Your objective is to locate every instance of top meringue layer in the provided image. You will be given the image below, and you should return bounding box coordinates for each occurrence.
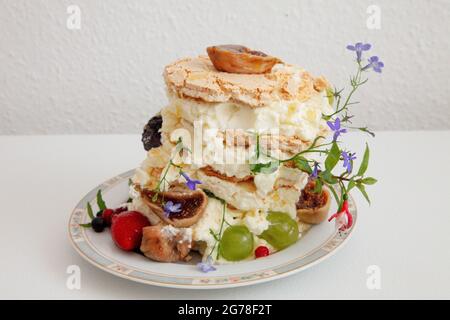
[164,55,330,108]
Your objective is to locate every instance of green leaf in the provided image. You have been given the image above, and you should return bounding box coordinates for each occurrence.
[79,223,92,228]
[209,229,220,241]
[96,190,107,211]
[325,142,340,172]
[356,183,371,204]
[250,161,279,174]
[255,133,260,159]
[358,127,375,138]
[361,177,377,185]
[347,178,356,192]
[294,157,312,174]
[128,178,133,186]
[320,170,337,184]
[313,179,323,193]
[357,143,370,176]
[86,202,94,220]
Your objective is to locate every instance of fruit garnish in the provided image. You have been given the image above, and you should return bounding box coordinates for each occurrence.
[80,201,107,232]
[142,114,162,151]
[206,45,281,74]
[296,180,331,224]
[259,212,298,250]
[255,246,270,258]
[140,225,191,262]
[101,209,114,226]
[91,217,105,233]
[111,211,150,251]
[138,184,208,228]
[219,225,253,261]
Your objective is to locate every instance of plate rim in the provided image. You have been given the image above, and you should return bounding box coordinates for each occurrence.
[68,169,357,289]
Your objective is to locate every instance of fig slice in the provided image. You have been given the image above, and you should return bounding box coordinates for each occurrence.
[206,45,281,74]
[137,184,208,228]
[140,225,191,262]
[296,181,331,224]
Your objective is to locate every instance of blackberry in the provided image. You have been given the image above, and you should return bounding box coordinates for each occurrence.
[141,115,162,151]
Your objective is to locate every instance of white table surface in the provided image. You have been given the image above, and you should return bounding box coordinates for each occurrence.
[1,132,449,299]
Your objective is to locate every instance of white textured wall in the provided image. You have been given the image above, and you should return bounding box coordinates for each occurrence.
[0,0,449,134]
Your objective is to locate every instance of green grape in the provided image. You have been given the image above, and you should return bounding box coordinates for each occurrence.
[219,225,254,261]
[259,211,299,250]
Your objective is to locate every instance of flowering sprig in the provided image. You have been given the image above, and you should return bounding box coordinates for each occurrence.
[363,56,384,73]
[341,151,357,173]
[163,201,181,218]
[181,172,202,190]
[151,138,201,202]
[323,42,383,138]
[327,117,347,142]
[197,256,216,273]
[250,42,381,230]
[346,42,371,62]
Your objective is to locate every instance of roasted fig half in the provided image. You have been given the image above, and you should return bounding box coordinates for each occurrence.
[206,45,281,74]
[296,181,331,224]
[138,184,208,228]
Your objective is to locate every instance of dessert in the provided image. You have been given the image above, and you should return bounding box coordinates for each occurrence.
[80,43,381,270]
[129,45,334,264]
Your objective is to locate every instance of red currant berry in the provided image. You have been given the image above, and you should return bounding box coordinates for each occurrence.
[102,209,114,226]
[255,246,270,258]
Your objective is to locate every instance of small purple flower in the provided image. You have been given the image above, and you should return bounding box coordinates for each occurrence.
[327,117,347,141]
[341,151,357,173]
[347,42,371,62]
[362,56,384,73]
[181,172,202,190]
[197,257,216,273]
[163,201,182,218]
[311,162,319,178]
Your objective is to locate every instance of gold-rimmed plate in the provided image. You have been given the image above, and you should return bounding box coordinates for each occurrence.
[68,169,357,289]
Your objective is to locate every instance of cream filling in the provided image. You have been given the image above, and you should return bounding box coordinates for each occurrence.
[163,91,333,142]
[158,91,332,179]
[197,166,308,219]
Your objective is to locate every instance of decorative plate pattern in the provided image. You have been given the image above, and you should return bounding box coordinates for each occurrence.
[68,169,357,289]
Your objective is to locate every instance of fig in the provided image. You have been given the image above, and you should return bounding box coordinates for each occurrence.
[206,45,281,74]
[142,114,162,151]
[137,184,208,228]
[296,181,331,224]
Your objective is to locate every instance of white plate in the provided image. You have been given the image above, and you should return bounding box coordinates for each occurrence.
[68,169,357,289]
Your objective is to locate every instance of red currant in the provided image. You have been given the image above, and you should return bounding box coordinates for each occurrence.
[102,209,114,226]
[255,246,270,258]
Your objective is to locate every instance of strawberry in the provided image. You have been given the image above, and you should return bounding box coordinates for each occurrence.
[111,211,150,251]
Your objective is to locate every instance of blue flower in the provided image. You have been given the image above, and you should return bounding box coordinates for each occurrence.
[362,56,384,73]
[181,172,202,190]
[311,162,319,178]
[341,151,357,173]
[347,42,371,62]
[327,117,347,142]
[197,257,216,273]
[163,201,182,218]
